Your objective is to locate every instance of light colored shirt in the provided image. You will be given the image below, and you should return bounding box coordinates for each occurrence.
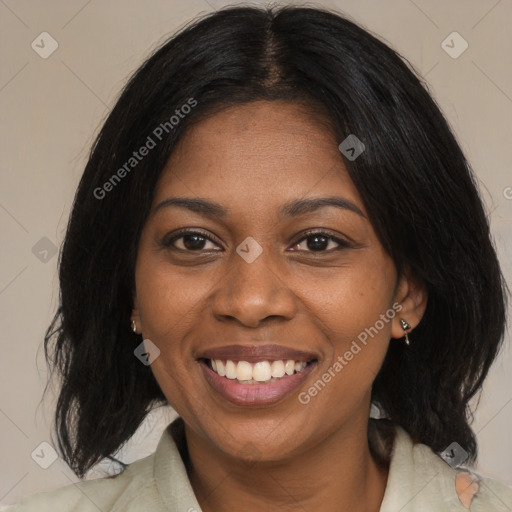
[6,418,512,511]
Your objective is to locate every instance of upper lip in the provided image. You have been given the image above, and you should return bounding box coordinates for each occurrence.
[198,344,317,363]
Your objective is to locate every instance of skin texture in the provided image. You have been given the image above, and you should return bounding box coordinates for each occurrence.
[131,100,428,512]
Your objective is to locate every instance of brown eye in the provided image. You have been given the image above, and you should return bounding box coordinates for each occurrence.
[163,230,221,252]
[290,231,351,253]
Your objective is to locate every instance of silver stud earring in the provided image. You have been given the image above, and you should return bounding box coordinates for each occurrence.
[131,320,137,333]
[400,319,411,345]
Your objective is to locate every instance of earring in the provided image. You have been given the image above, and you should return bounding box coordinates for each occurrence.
[400,319,411,345]
[131,320,137,333]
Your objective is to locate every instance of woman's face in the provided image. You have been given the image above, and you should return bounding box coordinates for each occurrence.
[133,100,414,462]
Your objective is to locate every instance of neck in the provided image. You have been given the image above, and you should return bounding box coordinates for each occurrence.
[185,415,389,512]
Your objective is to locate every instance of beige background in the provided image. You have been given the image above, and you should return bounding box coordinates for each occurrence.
[1,0,511,506]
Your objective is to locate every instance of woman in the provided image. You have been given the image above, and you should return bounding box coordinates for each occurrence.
[10,5,511,511]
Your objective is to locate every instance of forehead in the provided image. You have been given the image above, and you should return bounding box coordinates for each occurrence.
[153,100,364,215]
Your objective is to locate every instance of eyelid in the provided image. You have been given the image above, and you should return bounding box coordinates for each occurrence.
[290,229,354,252]
[293,229,353,246]
[163,228,354,252]
[162,228,223,250]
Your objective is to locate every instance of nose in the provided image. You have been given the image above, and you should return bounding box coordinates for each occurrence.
[211,247,297,328]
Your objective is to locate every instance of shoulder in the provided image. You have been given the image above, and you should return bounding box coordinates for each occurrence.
[465,473,512,511]
[8,451,160,512]
[378,421,512,511]
[7,417,199,512]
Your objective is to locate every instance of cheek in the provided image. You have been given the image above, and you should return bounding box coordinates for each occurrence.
[135,259,201,413]
[300,256,396,391]
[300,258,396,344]
[135,255,207,338]
[134,258,203,397]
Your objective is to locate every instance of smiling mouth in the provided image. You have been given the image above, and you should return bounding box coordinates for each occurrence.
[199,358,316,384]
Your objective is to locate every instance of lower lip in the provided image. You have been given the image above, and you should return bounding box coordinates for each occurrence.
[199,360,316,407]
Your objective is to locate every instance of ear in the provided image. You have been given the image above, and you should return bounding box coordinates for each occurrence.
[131,293,142,335]
[390,268,428,339]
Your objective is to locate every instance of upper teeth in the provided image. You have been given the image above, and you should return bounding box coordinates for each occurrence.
[210,359,307,382]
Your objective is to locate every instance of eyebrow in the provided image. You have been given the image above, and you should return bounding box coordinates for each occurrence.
[153,196,366,219]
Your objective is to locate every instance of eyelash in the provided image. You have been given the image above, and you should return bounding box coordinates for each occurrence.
[162,228,352,253]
